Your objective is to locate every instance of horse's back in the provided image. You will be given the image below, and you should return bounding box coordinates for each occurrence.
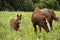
[40,8,52,21]
[10,19,16,23]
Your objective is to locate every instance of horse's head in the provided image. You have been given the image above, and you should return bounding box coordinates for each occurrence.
[17,14,22,24]
[42,17,50,32]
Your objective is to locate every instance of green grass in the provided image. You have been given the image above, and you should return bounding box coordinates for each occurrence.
[0,11,60,40]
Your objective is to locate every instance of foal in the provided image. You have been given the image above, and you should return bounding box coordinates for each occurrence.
[10,14,22,31]
[31,7,49,33]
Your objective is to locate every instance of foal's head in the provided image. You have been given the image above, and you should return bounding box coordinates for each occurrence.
[16,14,22,24]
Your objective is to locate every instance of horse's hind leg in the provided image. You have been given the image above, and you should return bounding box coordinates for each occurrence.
[33,24,37,34]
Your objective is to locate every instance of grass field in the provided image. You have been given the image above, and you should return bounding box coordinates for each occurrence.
[0,11,60,40]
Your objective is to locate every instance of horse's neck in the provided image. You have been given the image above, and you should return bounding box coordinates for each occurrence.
[15,21,19,27]
[16,23,19,26]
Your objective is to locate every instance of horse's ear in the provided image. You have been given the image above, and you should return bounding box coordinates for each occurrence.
[17,14,19,17]
[20,14,22,17]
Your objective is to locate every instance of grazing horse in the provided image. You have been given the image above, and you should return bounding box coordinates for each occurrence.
[40,8,59,30]
[10,14,22,31]
[31,7,49,33]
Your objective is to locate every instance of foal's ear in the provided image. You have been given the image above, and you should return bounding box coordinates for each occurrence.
[17,14,19,17]
[20,14,22,17]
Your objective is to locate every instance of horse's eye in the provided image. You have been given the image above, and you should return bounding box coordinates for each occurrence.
[43,18,46,21]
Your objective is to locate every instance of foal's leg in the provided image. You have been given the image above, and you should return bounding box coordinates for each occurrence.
[49,20,53,30]
[10,27,14,31]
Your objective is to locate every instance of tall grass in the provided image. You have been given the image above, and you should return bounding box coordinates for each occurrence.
[0,11,60,40]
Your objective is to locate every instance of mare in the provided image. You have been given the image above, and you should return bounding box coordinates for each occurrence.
[31,7,49,34]
[40,8,59,30]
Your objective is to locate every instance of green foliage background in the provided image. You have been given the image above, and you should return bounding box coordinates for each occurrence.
[0,0,60,11]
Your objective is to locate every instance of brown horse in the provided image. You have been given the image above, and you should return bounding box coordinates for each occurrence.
[31,7,49,33]
[10,14,22,31]
[40,8,59,30]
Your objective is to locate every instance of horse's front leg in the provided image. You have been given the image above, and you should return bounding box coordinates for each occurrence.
[49,20,53,30]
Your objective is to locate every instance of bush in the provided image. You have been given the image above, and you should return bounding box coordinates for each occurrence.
[0,0,60,11]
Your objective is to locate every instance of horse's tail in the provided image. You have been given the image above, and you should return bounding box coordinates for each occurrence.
[53,17,60,22]
[53,17,60,21]
[50,10,60,21]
